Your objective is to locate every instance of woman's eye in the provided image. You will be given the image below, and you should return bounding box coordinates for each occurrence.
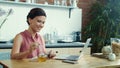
[37,20,41,22]
[38,20,44,24]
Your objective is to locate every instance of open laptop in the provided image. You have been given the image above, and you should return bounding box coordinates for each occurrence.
[54,38,91,61]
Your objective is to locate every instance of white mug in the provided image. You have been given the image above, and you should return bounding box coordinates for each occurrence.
[108,53,116,61]
[102,45,112,55]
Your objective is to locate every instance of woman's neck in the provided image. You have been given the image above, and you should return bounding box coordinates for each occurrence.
[27,28,37,38]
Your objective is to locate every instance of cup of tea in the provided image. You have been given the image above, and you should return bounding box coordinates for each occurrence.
[38,53,47,62]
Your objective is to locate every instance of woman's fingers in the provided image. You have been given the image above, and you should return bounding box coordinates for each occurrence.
[48,50,56,58]
[30,42,39,52]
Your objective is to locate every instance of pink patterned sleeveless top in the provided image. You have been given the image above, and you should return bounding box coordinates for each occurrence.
[20,30,46,58]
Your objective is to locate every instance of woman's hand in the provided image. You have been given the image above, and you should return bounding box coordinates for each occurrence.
[29,42,39,53]
[47,50,56,59]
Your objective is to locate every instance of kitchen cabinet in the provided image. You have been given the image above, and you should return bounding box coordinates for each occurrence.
[46,48,91,55]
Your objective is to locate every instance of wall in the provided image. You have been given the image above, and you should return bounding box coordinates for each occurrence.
[77,0,96,41]
[0,2,82,41]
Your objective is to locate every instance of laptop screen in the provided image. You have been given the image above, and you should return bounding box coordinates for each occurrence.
[81,38,91,53]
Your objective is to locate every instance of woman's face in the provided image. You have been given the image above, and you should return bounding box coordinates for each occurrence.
[29,16,46,32]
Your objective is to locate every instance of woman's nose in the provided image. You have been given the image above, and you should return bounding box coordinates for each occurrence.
[39,23,44,27]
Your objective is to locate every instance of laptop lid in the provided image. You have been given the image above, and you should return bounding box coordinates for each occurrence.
[80,38,91,54]
[77,38,91,60]
[54,38,91,61]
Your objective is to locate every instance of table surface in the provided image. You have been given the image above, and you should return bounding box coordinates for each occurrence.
[1,48,120,68]
[1,55,120,68]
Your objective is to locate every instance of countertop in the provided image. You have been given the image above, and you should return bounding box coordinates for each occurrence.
[0,42,92,49]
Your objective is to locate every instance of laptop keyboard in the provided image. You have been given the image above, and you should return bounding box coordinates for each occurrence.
[66,55,79,61]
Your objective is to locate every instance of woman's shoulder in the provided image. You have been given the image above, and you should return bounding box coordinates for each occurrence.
[15,33,22,40]
[20,30,27,35]
[13,33,23,45]
[14,30,26,40]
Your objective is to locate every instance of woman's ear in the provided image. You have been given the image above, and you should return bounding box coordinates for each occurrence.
[28,18,32,25]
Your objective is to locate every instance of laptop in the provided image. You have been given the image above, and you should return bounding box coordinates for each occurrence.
[54,38,91,61]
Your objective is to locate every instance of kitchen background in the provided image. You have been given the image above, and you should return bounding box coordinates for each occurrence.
[0,0,96,43]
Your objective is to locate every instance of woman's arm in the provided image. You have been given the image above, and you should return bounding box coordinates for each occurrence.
[40,35,56,58]
[11,34,31,59]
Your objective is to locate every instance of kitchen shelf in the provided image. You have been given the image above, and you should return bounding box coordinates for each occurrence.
[0,1,75,9]
[0,1,76,18]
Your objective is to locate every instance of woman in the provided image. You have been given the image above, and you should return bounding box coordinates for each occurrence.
[11,8,55,59]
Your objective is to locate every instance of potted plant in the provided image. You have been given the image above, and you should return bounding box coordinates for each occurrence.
[83,0,120,54]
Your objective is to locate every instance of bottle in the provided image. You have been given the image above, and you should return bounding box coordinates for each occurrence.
[72,0,77,7]
[54,0,57,5]
[74,31,81,42]
[61,0,66,6]
[15,0,19,2]
[26,0,31,3]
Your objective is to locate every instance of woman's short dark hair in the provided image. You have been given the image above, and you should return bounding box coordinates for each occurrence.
[27,8,46,25]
